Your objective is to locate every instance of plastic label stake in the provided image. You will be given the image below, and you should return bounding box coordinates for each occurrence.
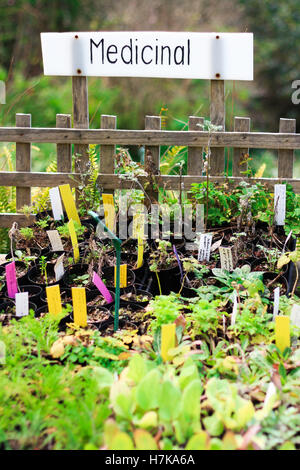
[274,184,286,226]
[275,315,290,352]
[132,210,145,239]
[161,324,176,362]
[54,254,65,282]
[272,287,280,321]
[88,211,122,332]
[72,287,87,327]
[15,292,29,317]
[46,285,62,316]
[5,261,18,299]
[115,264,127,288]
[198,233,212,262]
[219,246,234,271]
[92,271,113,303]
[49,187,64,221]
[68,219,80,263]
[102,194,116,232]
[47,230,64,252]
[59,184,81,225]
[291,304,300,328]
[137,236,144,269]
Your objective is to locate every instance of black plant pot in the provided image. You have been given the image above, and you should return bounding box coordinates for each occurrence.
[5,285,43,308]
[150,264,181,295]
[263,272,289,299]
[27,265,61,288]
[120,288,153,308]
[101,266,135,292]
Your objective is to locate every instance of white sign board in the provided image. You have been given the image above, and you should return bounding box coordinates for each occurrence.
[41,32,253,80]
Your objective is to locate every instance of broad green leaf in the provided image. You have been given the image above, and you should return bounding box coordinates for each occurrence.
[136,369,162,410]
[104,419,120,449]
[185,432,210,450]
[180,380,202,420]
[158,380,181,422]
[178,362,200,390]
[93,366,114,394]
[203,413,224,437]
[110,432,134,450]
[133,429,158,450]
[127,354,149,384]
[109,380,135,419]
[137,411,158,429]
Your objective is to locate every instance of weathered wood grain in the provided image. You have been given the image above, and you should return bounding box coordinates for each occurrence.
[3,127,300,149]
[56,114,72,172]
[188,116,204,175]
[100,115,116,174]
[233,117,251,176]
[16,114,31,210]
[145,115,161,204]
[0,213,36,228]
[278,118,296,178]
[72,76,89,173]
[0,171,299,192]
[210,80,225,175]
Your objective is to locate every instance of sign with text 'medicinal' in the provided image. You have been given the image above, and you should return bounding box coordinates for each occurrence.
[41,32,253,81]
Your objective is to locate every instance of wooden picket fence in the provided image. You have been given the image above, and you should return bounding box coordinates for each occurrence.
[0,77,299,228]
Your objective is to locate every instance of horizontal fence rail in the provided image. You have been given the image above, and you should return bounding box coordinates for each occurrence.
[0,112,299,228]
[1,127,300,149]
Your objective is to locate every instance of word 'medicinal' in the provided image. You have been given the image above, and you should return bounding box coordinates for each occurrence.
[90,38,191,67]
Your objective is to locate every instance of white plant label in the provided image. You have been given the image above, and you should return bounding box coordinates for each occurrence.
[274,184,286,226]
[198,233,212,262]
[263,382,277,409]
[219,246,234,271]
[54,254,65,282]
[273,287,280,321]
[290,304,300,328]
[41,32,253,80]
[15,292,29,317]
[231,291,238,326]
[47,230,64,252]
[49,187,64,221]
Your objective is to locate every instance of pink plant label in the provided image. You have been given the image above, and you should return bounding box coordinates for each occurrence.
[92,272,113,303]
[5,262,18,299]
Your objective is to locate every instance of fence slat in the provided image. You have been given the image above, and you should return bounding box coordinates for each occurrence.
[100,115,117,178]
[72,76,89,173]
[145,116,161,203]
[0,173,299,193]
[16,113,31,210]
[188,116,204,175]
[233,117,251,176]
[2,128,300,149]
[56,114,72,172]
[278,118,296,178]
[210,80,225,175]
[0,213,35,228]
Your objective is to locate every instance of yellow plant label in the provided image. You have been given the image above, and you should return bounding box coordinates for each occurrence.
[68,219,80,263]
[161,323,176,362]
[59,184,80,225]
[137,236,144,268]
[275,315,290,352]
[132,210,145,239]
[72,287,87,327]
[115,264,127,288]
[46,285,62,316]
[102,194,116,232]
